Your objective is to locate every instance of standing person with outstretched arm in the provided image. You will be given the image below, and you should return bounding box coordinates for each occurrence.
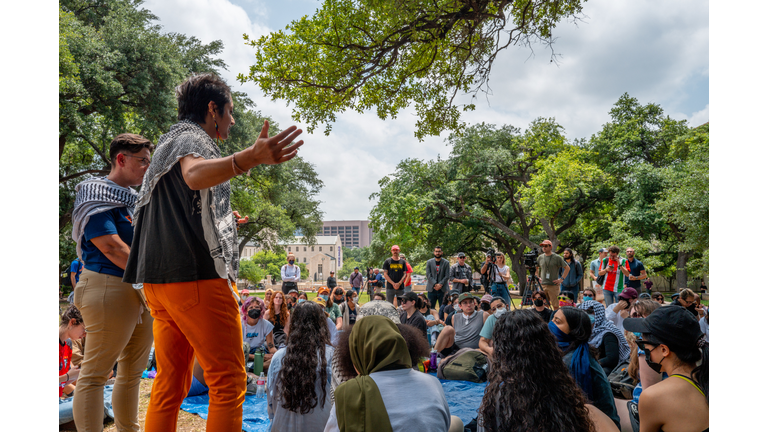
[382,245,408,304]
[122,73,304,432]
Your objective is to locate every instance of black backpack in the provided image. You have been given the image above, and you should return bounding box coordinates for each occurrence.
[607,360,636,400]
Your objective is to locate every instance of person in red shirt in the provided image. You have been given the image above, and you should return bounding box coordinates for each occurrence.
[59,305,86,425]
[401,254,414,292]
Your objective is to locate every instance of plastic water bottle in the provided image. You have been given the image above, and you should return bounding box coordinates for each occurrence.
[256,372,266,398]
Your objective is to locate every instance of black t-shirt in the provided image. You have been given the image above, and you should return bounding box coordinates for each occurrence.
[400,309,427,338]
[625,259,645,288]
[382,257,407,289]
[533,307,553,323]
[123,163,220,284]
[348,305,357,326]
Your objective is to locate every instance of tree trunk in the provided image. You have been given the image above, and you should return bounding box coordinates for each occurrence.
[675,250,691,290]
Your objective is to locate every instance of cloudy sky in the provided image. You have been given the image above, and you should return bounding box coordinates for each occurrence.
[141,0,709,222]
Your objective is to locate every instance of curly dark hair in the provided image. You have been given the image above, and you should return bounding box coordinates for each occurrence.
[479,309,595,432]
[332,319,432,383]
[276,301,331,414]
[175,73,231,123]
[60,304,83,327]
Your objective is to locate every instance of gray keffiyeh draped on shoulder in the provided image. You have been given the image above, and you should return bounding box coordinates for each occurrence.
[71,176,138,260]
[133,120,239,281]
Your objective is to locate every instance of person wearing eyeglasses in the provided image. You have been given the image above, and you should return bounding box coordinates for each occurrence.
[70,133,155,431]
[651,291,665,305]
[449,252,473,294]
[535,240,570,311]
[671,288,698,317]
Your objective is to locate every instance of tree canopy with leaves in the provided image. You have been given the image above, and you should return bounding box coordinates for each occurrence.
[239,0,586,139]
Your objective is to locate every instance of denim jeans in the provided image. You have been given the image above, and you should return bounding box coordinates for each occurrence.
[604,290,619,307]
[491,282,511,307]
[61,385,113,425]
[427,290,444,310]
[561,285,580,303]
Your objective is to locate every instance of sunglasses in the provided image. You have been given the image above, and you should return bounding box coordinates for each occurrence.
[558,296,570,301]
[631,312,643,318]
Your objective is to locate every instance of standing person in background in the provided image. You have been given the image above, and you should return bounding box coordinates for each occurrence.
[536,240,570,311]
[589,248,608,303]
[401,255,414,293]
[560,248,583,303]
[382,245,408,303]
[623,247,647,294]
[481,252,512,307]
[644,277,654,295]
[597,246,630,307]
[71,133,155,432]
[326,271,337,291]
[426,246,451,309]
[281,253,302,295]
[449,252,473,294]
[348,267,363,296]
[122,73,304,432]
[69,257,84,298]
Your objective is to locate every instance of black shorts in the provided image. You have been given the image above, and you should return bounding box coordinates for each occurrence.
[439,343,461,358]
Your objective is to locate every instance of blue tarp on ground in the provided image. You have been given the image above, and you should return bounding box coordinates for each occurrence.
[180,373,487,431]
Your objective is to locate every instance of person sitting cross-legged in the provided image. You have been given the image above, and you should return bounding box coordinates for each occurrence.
[434,293,485,358]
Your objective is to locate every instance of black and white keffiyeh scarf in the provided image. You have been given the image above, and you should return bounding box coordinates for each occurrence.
[133,120,239,281]
[578,300,630,362]
[71,176,138,260]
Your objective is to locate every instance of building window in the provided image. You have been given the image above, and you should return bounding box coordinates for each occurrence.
[288,246,291,252]
[318,264,323,274]
[319,246,322,251]
[303,257,307,263]
[311,246,314,252]
[304,247,307,252]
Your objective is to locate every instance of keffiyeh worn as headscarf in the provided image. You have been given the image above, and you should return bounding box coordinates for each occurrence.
[132,120,239,281]
[578,300,630,363]
[71,176,138,260]
[333,315,412,432]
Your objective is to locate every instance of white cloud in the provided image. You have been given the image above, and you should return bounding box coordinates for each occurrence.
[142,0,709,221]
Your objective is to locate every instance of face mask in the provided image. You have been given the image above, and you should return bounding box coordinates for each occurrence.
[297,299,305,304]
[353,297,359,304]
[533,299,544,307]
[320,295,329,301]
[247,308,261,319]
[288,260,295,265]
[454,305,461,312]
[583,296,593,302]
[494,307,507,317]
[588,314,595,324]
[480,303,491,311]
[633,332,642,338]
[643,348,665,374]
[334,298,344,304]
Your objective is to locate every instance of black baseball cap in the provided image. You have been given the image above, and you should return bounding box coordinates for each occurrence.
[623,306,703,348]
[397,291,419,303]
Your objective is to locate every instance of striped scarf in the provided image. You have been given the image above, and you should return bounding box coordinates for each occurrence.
[71,176,137,260]
[578,300,630,362]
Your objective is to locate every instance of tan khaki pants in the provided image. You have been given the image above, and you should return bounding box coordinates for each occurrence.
[73,269,154,431]
[542,284,561,310]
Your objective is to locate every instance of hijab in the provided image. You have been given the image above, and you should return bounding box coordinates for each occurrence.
[578,300,630,362]
[333,315,412,432]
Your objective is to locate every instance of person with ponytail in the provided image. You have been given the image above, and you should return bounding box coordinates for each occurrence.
[623,306,708,432]
[550,306,621,429]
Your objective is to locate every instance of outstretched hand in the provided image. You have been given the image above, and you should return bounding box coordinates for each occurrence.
[250,121,304,166]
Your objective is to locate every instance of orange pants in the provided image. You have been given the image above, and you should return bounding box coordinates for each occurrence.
[143,278,246,432]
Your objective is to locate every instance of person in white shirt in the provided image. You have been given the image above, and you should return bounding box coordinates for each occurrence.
[604,287,638,330]
[280,253,302,295]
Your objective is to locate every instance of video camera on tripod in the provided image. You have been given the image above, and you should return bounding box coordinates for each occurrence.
[523,247,540,270]
[480,248,497,294]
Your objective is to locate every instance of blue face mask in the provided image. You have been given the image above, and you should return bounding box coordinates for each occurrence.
[633,332,642,338]
[289,260,295,265]
[588,314,595,324]
[583,296,593,302]
[320,295,329,301]
[297,299,305,304]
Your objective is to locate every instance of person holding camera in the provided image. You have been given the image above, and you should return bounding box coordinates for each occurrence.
[481,252,512,307]
[535,240,570,311]
[597,245,630,307]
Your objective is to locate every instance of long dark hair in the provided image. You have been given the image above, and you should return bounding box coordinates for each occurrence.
[276,302,331,413]
[479,310,595,432]
[559,306,596,357]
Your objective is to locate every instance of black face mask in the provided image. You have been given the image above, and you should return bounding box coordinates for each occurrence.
[533,299,544,307]
[480,303,491,311]
[247,308,261,319]
[642,344,665,374]
[333,297,344,304]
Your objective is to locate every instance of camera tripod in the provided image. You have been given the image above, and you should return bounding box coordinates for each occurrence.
[521,267,551,309]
